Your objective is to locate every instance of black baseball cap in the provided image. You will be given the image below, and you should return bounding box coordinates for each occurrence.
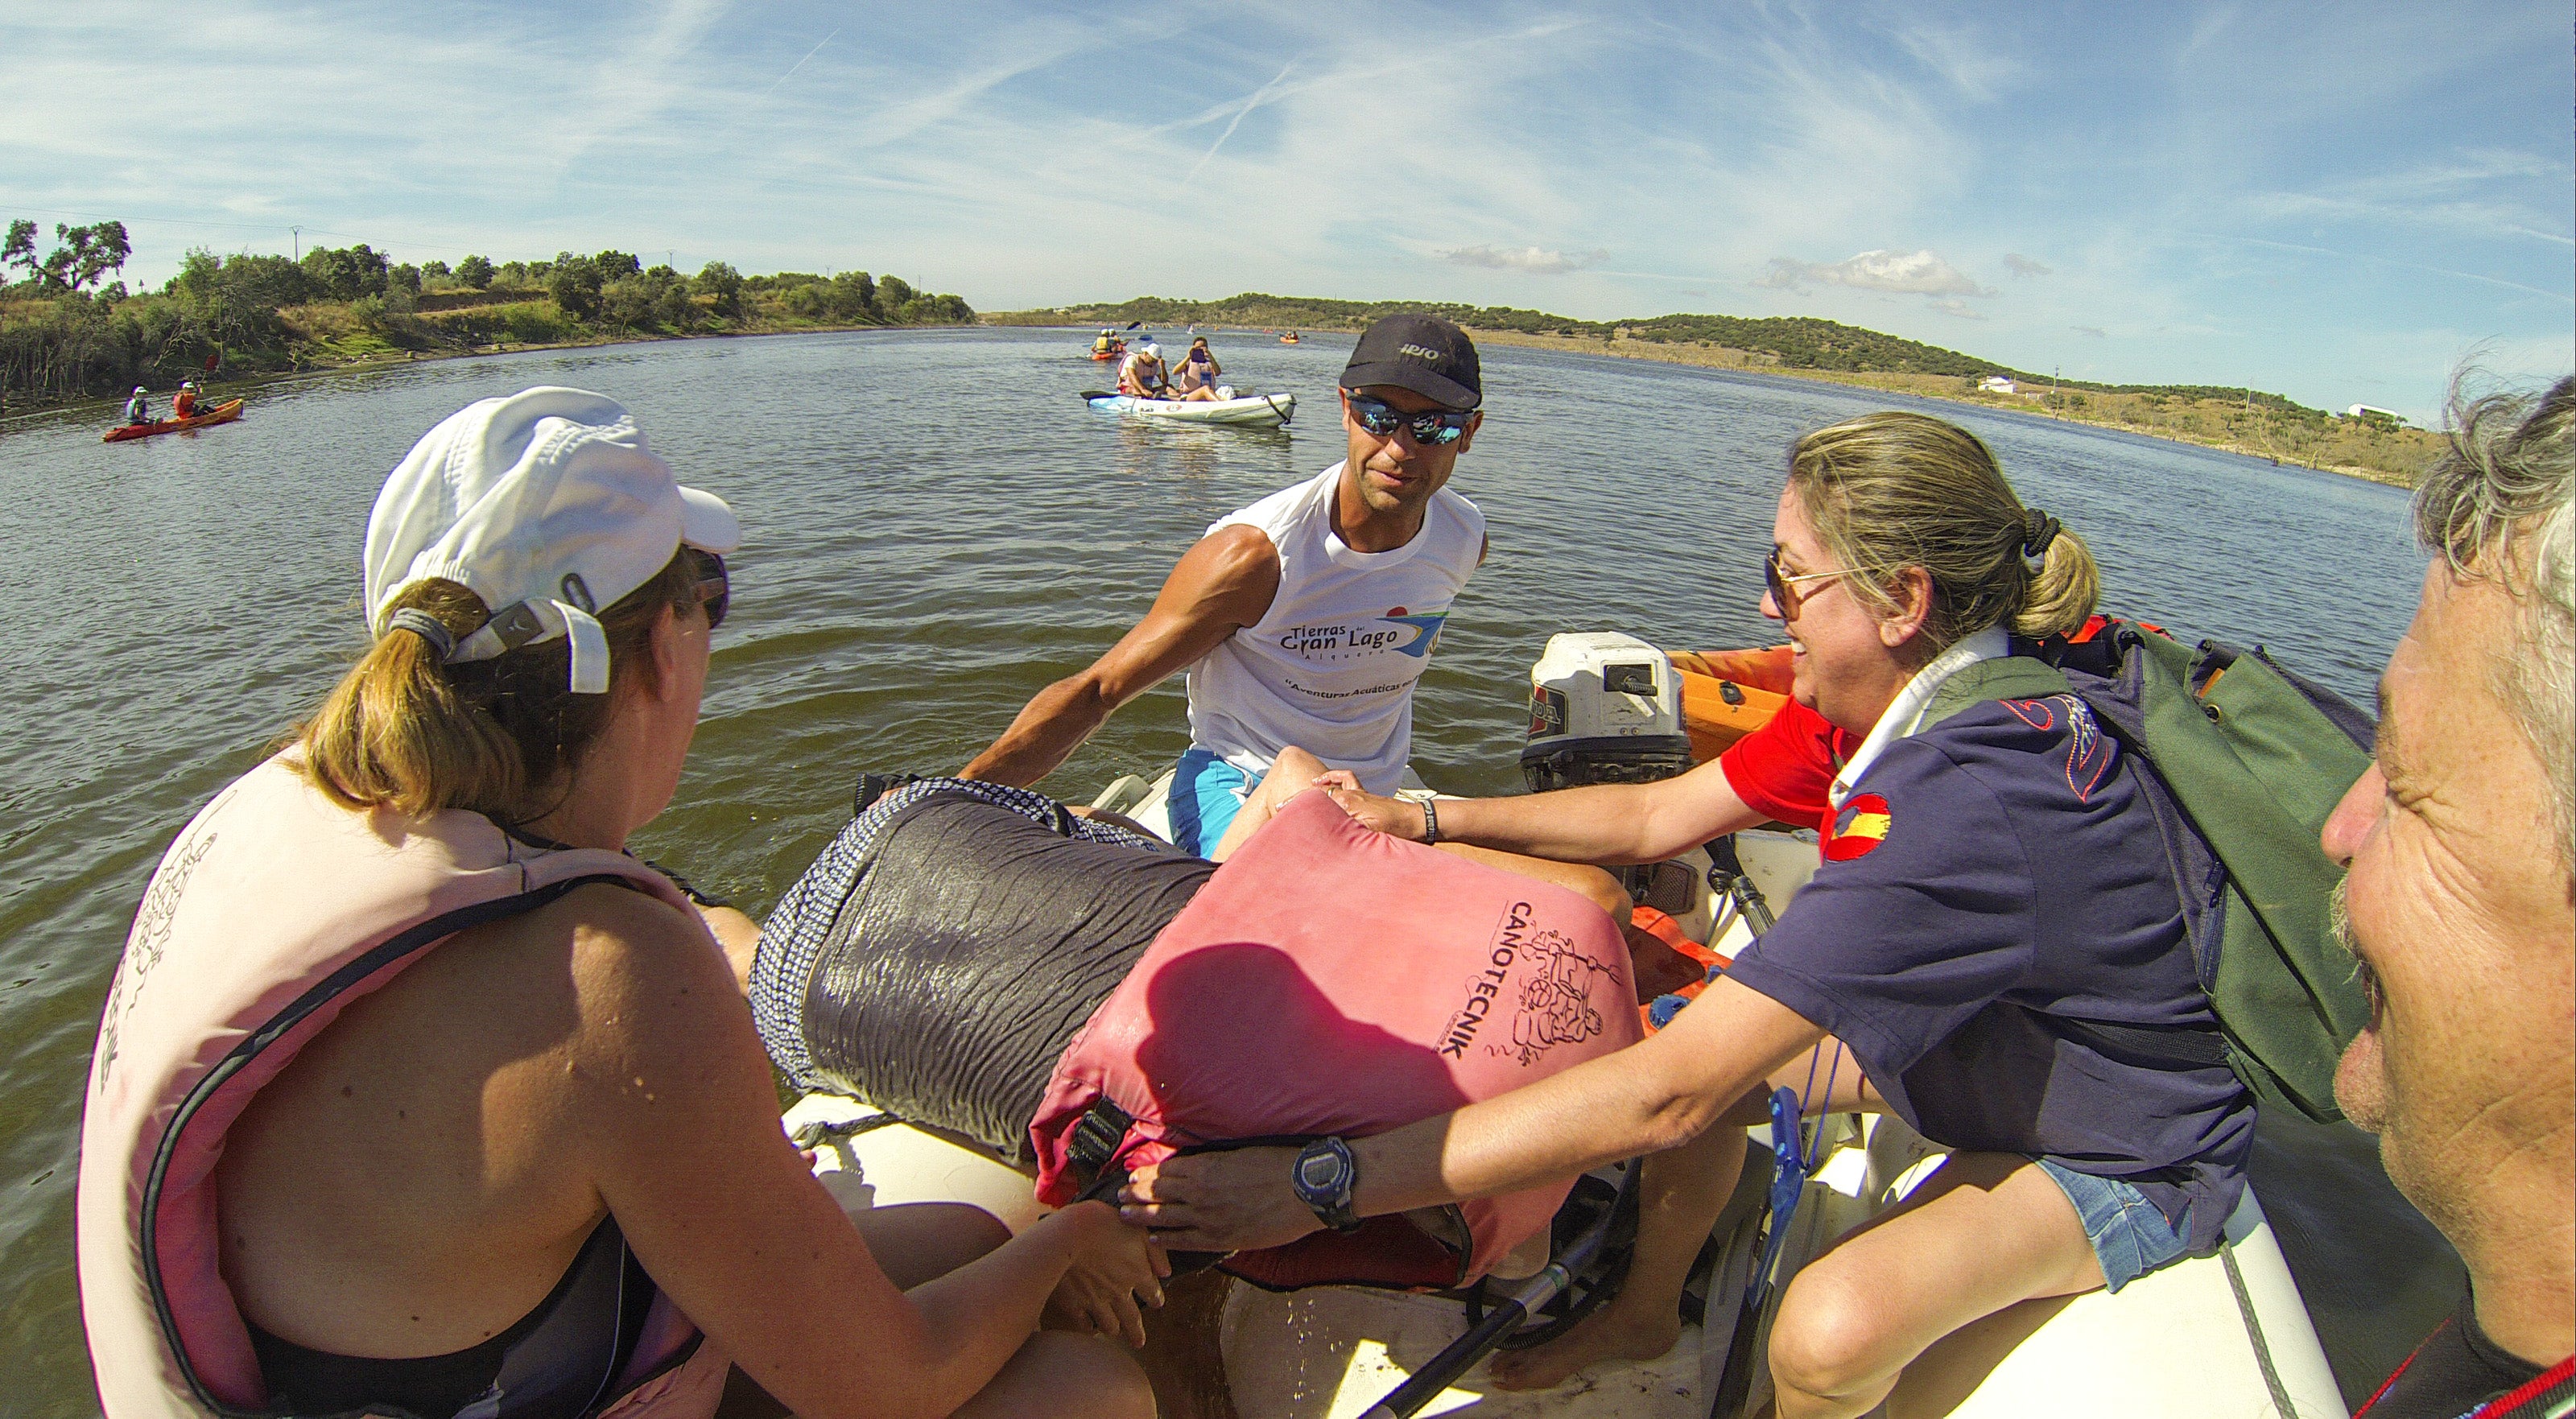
[1339,313,1481,410]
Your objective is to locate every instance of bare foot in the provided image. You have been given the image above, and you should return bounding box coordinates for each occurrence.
[1487,1301,1682,1392]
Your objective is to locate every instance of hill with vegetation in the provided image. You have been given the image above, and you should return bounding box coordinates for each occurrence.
[993,291,2440,484]
[0,218,973,413]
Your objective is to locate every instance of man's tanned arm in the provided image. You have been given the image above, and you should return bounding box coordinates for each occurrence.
[960,525,1281,786]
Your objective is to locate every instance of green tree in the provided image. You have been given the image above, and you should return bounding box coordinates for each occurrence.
[455,254,494,289]
[419,259,452,281]
[300,243,390,300]
[2,219,35,284]
[546,253,603,320]
[692,261,743,319]
[873,274,914,319]
[594,250,642,281]
[24,221,133,292]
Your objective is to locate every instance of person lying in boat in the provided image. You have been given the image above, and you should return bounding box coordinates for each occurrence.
[2326,377,2573,1419]
[965,313,1490,856]
[122,385,151,425]
[740,747,1657,1292]
[74,387,1159,1419]
[1121,411,2260,1419]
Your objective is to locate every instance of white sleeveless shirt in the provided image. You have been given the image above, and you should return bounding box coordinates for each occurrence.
[1185,462,1484,792]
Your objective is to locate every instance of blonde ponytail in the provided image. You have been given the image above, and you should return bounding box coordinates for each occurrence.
[294,553,701,823]
[2011,527,2101,640]
[1788,411,2099,650]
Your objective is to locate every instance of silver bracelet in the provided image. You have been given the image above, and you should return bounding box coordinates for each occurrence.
[1420,797,1440,844]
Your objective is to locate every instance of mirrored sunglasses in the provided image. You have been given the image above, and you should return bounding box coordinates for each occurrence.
[1346,393,1474,446]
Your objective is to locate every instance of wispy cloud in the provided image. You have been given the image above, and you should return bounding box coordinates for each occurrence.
[1760,249,1997,302]
[2,1,2565,417]
[2246,149,2576,248]
[1443,245,1609,274]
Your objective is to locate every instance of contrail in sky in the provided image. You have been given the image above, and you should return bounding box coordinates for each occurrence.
[765,28,840,96]
[1187,56,1299,184]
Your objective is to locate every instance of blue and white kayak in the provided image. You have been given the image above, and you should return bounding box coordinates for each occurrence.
[1084,390,1295,427]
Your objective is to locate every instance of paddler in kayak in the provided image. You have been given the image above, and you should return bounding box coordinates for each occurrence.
[1092,328,1121,358]
[172,380,202,419]
[121,386,151,426]
[1116,341,1221,403]
[965,313,1490,856]
[1171,337,1226,398]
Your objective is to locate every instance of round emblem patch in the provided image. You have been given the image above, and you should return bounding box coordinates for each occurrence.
[1824,793,1892,861]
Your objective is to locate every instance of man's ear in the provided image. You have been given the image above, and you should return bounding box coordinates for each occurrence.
[1879,566,1934,648]
[1455,410,1484,455]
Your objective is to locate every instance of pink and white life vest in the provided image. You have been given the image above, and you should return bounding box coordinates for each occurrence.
[75,756,730,1419]
[1030,791,1644,1288]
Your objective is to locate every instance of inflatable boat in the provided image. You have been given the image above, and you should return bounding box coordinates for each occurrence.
[778,633,2347,1419]
[1084,390,1295,428]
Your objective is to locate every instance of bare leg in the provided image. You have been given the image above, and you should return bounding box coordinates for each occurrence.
[1490,1117,1751,1390]
[718,1202,1155,1419]
[1767,1152,2103,1419]
[1208,747,1332,860]
[1488,1041,1879,1393]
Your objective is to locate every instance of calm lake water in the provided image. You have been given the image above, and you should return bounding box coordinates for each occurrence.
[0,327,2459,1413]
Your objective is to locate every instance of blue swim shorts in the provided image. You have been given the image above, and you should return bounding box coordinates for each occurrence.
[1166,748,1265,858]
[2033,1157,2198,1293]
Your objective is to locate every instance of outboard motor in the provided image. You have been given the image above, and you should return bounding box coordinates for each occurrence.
[1521,633,1697,793]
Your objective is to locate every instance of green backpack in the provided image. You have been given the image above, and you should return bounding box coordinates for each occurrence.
[1920,621,2376,1123]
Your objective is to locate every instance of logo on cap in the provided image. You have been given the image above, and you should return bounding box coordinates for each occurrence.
[1398,343,1443,361]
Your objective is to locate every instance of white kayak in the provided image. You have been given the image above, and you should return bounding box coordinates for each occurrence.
[1086,390,1296,427]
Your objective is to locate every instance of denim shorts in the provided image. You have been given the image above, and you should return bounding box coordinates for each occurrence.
[2033,1158,2196,1293]
[1166,748,1264,858]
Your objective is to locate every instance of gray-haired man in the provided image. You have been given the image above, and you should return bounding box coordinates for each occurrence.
[2323,377,2572,1418]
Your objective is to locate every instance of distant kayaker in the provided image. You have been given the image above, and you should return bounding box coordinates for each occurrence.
[75,387,1161,1419]
[2327,377,2573,1419]
[171,380,200,419]
[1092,328,1119,357]
[121,386,150,425]
[964,312,1489,856]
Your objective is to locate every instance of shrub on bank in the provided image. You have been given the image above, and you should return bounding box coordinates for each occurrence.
[0,221,976,410]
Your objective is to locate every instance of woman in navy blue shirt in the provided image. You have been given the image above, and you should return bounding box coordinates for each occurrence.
[1120,411,2254,1419]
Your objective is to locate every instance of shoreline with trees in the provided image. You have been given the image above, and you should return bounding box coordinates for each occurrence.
[989,292,2440,486]
[0,220,973,419]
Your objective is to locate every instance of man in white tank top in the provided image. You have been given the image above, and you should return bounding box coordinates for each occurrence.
[964,314,1489,855]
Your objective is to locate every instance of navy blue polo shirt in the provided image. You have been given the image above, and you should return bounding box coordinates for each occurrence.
[1724,692,2254,1254]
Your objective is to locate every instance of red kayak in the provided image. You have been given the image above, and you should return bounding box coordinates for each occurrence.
[105,398,243,443]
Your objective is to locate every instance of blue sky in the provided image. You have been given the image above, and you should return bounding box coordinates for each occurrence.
[6,2,2567,419]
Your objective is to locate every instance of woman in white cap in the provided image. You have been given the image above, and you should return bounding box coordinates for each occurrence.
[76,387,1161,1419]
